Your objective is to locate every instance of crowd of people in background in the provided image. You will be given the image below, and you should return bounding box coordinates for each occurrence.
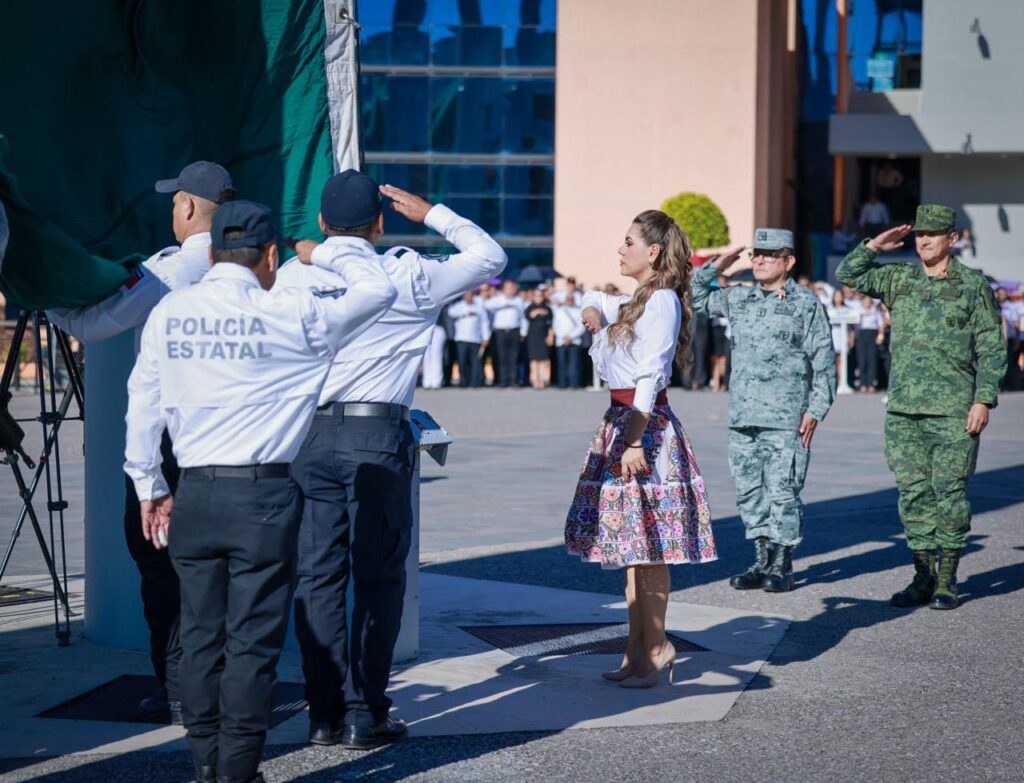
[2,266,1022,398]
[414,267,1024,396]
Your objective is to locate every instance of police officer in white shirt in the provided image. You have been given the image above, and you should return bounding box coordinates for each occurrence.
[553,295,586,388]
[46,160,234,723]
[125,200,395,783]
[447,289,491,386]
[276,170,506,749]
[485,279,526,387]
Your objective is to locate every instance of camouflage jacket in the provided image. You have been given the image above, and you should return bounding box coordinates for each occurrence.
[691,265,836,429]
[836,241,1005,416]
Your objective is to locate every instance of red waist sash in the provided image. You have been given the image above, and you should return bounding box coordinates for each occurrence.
[610,388,668,408]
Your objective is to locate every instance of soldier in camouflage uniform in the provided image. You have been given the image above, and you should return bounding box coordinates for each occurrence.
[837,204,1005,610]
[692,228,836,592]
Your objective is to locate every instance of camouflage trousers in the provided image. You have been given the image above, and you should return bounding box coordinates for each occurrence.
[728,427,810,548]
[884,412,979,551]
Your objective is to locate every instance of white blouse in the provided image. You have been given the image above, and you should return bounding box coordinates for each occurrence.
[582,288,681,413]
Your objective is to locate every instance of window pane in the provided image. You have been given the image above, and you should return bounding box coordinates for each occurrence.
[359,0,396,25]
[361,75,429,153]
[504,197,553,235]
[504,26,556,66]
[444,197,502,231]
[430,78,503,153]
[504,247,554,274]
[503,165,554,196]
[431,165,502,197]
[503,79,555,153]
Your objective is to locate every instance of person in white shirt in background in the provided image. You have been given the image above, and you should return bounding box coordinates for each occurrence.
[552,287,585,388]
[995,287,1022,390]
[855,293,886,392]
[485,279,526,387]
[566,209,717,690]
[46,160,235,724]
[447,289,491,387]
[421,314,447,389]
[859,193,891,237]
[124,199,397,783]
[827,288,856,381]
[277,170,506,750]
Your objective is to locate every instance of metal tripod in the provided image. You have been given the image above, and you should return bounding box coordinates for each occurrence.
[0,311,83,646]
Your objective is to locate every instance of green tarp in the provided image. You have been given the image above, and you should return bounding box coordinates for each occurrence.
[0,0,345,310]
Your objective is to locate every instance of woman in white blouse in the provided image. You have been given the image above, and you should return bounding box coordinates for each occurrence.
[566,210,717,689]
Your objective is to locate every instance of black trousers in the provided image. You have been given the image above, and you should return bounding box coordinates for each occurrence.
[292,410,414,727]
[494,329,521,387]
[170,468,300,781]
[856,328,880,388]
[123,431,182,699]
[556,344,582,388]
[456,340,483,387]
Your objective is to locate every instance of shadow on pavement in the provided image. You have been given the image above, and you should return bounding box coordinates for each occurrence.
[424,464,1024,597]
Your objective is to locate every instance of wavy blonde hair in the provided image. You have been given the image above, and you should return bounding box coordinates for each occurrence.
[607,209,694,369]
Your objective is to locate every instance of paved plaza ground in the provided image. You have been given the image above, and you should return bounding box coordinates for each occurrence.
[0,387,1022,782]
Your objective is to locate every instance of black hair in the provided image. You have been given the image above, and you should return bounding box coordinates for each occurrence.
[211,230,265,268]
[324,212,380,240]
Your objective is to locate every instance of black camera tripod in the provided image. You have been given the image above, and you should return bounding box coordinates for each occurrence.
[0,310,83,646]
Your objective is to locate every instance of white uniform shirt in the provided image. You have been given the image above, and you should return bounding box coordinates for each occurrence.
[124,251,398,501]
[447,299,491,344]
[582,289,681,413]
[553,302,585,346]
[274,203,506,407]
[857,299,885,330]
[485,293,525,330]
[47,232,212,351]
[1001,301,1021,340]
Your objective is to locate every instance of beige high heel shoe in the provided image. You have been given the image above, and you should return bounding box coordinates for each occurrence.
[618,640,676,688]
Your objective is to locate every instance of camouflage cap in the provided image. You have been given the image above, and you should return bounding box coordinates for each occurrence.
[912,204,956,232]
[752,227,794,251]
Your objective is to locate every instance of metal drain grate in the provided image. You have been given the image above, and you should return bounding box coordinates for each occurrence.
[0,585,54,606]
[459,623,707,657]
[37,674,307,728]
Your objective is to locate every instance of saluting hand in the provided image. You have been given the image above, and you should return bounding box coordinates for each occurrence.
[713,246,747,272]
[581,306,602,334]
[141,494,175,550]
[380,184,433,224]
[867,224,912,252]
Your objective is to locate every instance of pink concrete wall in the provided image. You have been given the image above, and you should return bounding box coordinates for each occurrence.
[553,0,763,288]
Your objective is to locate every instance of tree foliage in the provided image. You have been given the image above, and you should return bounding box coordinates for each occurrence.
[660,192,730,249]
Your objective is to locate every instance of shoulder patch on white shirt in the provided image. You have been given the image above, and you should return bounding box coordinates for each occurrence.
[313,287,348,299]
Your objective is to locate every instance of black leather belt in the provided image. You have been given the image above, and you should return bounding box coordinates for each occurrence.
[183,464,291,480]
[316,401,410,421]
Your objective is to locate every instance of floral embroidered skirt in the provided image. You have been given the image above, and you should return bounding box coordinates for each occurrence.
[564,403,717,569]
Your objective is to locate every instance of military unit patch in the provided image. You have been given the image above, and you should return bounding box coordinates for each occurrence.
[312,287,347,299]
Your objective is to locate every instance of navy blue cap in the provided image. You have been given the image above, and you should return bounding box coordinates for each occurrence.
[211,201,278,250]
[321,169,381,229]
[155,161,235,204]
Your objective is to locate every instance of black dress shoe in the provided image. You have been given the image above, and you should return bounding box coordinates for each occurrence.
[215,774,264,783]
[195,764,216,783]
[309,720,345,746]
[138,687,177,724]
[341,717,408,750]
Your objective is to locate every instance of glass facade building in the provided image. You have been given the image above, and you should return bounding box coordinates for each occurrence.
[359,0,557,274]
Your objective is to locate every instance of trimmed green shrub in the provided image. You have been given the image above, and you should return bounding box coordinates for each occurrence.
[660,192,730,249]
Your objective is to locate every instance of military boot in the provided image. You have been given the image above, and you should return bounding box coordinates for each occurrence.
[929,549,962,610]
[890,549,935,607]
[762,545,794,592]
[729,537,772,590]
